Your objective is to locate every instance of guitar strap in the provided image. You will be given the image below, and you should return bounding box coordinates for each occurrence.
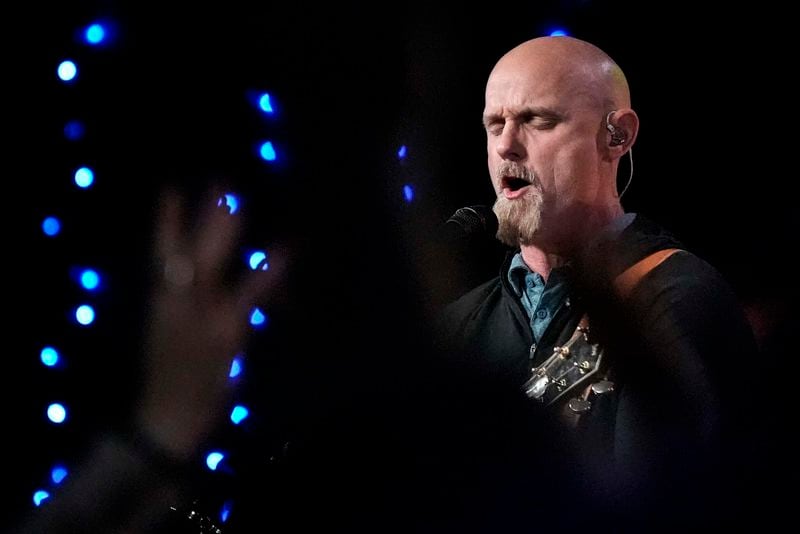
[613,248,681,299]
[558,248,683,423]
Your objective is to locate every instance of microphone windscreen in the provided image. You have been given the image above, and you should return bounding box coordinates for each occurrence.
[445,205,498,238]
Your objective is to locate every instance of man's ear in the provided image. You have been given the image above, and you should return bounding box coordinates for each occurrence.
[605,108,639,157]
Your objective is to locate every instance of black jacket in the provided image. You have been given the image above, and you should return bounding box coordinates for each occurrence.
[434,214,759,531]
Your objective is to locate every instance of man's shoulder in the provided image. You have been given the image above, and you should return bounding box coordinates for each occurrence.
[636,248,740,308]
[443,277,503,314]
[435,277,508,337]
[604,213,685,274]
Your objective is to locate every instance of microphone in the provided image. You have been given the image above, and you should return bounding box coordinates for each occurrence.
[429,205,502,304]
[443,205,498,239]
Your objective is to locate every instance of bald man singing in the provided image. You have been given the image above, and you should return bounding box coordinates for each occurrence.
[438,37,758,530]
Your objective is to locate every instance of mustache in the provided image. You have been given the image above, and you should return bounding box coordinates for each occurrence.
[496,161,535,182]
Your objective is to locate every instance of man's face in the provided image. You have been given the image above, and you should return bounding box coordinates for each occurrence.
[483,61,604,249]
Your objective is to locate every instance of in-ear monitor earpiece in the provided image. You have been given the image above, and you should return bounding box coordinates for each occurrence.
[605,110,626,146]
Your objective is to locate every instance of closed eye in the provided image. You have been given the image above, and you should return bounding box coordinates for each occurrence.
[520,111,559,129]
[482,108,562,135]
[532,117,558,129]
[483,119,504,136]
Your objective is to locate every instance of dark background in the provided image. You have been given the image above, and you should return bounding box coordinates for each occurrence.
[6,0,794,529]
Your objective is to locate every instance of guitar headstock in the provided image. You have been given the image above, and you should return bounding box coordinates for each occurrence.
[523,318,605,406]
[168,501,223,534]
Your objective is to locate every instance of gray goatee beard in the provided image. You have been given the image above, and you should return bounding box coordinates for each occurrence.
[492,163,542,247]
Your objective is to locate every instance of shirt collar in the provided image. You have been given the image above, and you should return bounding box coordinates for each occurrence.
[507,252,541,297]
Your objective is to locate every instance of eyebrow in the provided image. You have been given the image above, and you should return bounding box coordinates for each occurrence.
[481,106,561,128]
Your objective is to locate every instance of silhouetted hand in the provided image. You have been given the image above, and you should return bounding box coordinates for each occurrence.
[135,188,284,461]
[11,188,288,534]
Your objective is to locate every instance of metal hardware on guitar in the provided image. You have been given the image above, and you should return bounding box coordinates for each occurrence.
[522,314,606,406]
[167,501,223,534]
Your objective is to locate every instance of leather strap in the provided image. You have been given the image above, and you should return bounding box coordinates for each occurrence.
[613,248,681,300]
[561,247,683,425]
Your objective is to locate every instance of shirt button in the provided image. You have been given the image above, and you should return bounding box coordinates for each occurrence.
[536,309,548,319]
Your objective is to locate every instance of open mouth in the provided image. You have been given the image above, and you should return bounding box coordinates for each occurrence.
[499,175,534,200]
[503,176,530,191]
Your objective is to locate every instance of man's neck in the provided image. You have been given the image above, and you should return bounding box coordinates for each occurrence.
[519,248,566,282]
[520,205,626,281]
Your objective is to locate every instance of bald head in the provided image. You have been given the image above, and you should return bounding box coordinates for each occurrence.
[484,36,638,254]
[489,36,630,112]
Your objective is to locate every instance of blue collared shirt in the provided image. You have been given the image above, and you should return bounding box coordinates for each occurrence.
[507,254,571,343]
